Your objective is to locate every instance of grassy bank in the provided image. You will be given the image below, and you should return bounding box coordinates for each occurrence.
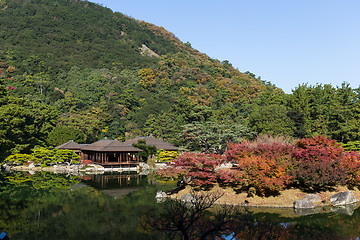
[170,185,360,208]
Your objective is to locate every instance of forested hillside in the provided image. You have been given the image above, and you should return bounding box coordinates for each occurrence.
[1,0,360,161]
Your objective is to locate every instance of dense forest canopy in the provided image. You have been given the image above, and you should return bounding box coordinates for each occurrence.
[0,0,360,161]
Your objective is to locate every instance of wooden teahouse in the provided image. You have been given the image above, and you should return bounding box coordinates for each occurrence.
[55,140,85,156]
[80,139,142,167]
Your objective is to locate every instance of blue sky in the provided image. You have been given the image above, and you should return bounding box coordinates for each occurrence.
[90,0,360,93]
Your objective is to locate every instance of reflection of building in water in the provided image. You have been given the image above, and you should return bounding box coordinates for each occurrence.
[84,174,141,188]
[78,173,146,199]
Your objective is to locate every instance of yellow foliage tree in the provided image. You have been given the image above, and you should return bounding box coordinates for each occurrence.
[156,149,179,163]
[138,68,156,89]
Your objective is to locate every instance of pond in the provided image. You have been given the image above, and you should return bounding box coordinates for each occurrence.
[1,170,360,240]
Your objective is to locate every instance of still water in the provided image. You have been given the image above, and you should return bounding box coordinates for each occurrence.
[1,170,360,240]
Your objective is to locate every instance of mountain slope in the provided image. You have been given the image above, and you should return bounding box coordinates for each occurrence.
[0,0,277,146]
[0,0,178,70]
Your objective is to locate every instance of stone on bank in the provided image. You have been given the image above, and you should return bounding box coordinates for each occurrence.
[293,199,315,209]
[330,191,356,206]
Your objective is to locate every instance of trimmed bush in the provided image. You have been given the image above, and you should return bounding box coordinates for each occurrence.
[156,149,179,162]
[30,146,80,166]
[52,149,80,164]
[339,151,360,187]
[157,152,225,188]
[226,140,294,196]
[292,135,346,190]
[156,167,189,181]
[4,154,34,165]
[341,140,360,152]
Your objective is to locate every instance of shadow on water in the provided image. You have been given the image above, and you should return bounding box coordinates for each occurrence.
[1,170,360,239]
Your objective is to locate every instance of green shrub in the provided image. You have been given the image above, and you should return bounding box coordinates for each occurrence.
[4,154,34,165]
[52,149,80,163]
[32,146,54,165]
[341,141,360,152]
[31,146,80,166]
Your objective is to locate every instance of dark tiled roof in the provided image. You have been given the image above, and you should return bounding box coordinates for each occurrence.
[81,139,142,152]
[55,140,83,150]
[124,137,177,151]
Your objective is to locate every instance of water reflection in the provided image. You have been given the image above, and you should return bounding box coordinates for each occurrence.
[331,203,357,216]
[142,191,293,240]
[0,171,170,240]
[294,207,321,216]
[1,171,360,239]
[82,173,144,189]
[143,196,360,240]
[294,203,358,216]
